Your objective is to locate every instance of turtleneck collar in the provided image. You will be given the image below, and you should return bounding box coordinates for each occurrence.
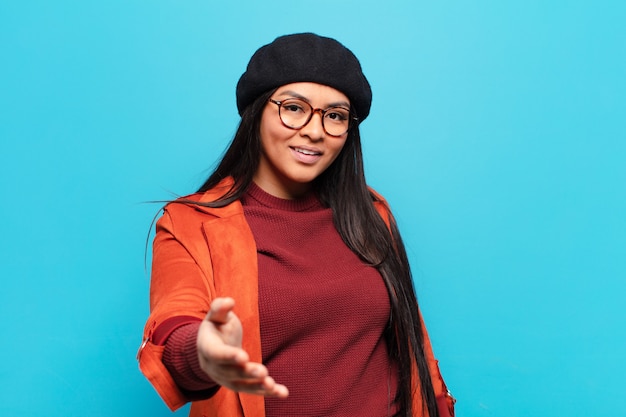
[243,181,322,212]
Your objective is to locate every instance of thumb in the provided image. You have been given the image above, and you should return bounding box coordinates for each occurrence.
[207,297,236,325]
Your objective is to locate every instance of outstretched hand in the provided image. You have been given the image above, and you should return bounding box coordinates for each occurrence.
[197,297,289,398]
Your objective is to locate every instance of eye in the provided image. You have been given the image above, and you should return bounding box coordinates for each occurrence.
[325,108,350,122]
[281,99,308,114]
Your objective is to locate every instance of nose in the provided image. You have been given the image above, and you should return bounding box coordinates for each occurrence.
[299,110,326,140]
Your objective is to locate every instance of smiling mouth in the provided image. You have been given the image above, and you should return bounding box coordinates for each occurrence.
[292,147,321,156]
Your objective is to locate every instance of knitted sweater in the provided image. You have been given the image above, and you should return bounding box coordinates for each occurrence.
[162,183,398,416]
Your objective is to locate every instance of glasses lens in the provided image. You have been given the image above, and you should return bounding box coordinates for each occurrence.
[279,99,311,129]
[323,107,351,136]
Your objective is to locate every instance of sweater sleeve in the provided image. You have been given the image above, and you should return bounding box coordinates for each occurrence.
[162,322,221,398]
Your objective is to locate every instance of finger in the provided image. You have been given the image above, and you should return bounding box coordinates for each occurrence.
[228,376,289,398]
[244,362,269,379]
[215,361,267,381]
[260,376,289,398]
[207,297,235,324]
[207,361,269,389]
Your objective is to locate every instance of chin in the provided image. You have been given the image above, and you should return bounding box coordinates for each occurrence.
[290,174,320,186]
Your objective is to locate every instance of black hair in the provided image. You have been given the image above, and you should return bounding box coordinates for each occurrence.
[194,91,439,417]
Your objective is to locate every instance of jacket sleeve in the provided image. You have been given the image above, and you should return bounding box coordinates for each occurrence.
[371,193,455,416]
[419,311,456,417]
[137,207,216,411]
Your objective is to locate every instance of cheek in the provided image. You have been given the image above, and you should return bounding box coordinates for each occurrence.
[260,112,290,148]
[328,140,348,162]
[258,113,271,147]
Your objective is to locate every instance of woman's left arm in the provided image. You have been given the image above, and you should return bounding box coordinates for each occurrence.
[419,311,456,417]
[371,193,455,416]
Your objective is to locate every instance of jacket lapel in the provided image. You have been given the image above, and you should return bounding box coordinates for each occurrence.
[200,200,265,417]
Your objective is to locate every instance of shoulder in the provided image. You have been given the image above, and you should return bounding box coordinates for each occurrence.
[162,197,244,227]
[157,183,245,238]
[367,186,393,227]
[163,178,243,218]
[367,186,388,205]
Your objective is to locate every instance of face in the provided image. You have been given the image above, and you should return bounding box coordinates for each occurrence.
[254,82,351,199]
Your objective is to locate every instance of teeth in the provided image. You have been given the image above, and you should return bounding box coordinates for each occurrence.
[295,147,319,155]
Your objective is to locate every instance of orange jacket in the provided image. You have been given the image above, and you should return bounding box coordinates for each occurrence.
[138,179,454,417]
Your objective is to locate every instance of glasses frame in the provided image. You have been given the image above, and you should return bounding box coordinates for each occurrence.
[268,98,358,137]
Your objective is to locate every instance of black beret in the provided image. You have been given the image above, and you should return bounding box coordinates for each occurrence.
[236,33,372,122]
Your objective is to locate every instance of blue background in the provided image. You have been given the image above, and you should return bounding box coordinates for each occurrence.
[1,1,624,416]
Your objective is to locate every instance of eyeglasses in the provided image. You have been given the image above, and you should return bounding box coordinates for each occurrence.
[268,98,357,137]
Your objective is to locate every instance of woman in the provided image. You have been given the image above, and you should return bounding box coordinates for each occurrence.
[138,33,455,417]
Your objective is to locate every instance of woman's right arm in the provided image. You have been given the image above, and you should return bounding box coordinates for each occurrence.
[138,207,215,409]
[139,207,286,410]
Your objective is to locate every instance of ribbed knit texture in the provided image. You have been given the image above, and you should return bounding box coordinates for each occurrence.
[242,183,398,417]
[162,182,399,415]
[162,322,218,395]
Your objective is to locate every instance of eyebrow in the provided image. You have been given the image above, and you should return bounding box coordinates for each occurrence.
[277,90,351,109]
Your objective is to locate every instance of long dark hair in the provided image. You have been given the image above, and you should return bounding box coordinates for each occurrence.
[195,91,439,417]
